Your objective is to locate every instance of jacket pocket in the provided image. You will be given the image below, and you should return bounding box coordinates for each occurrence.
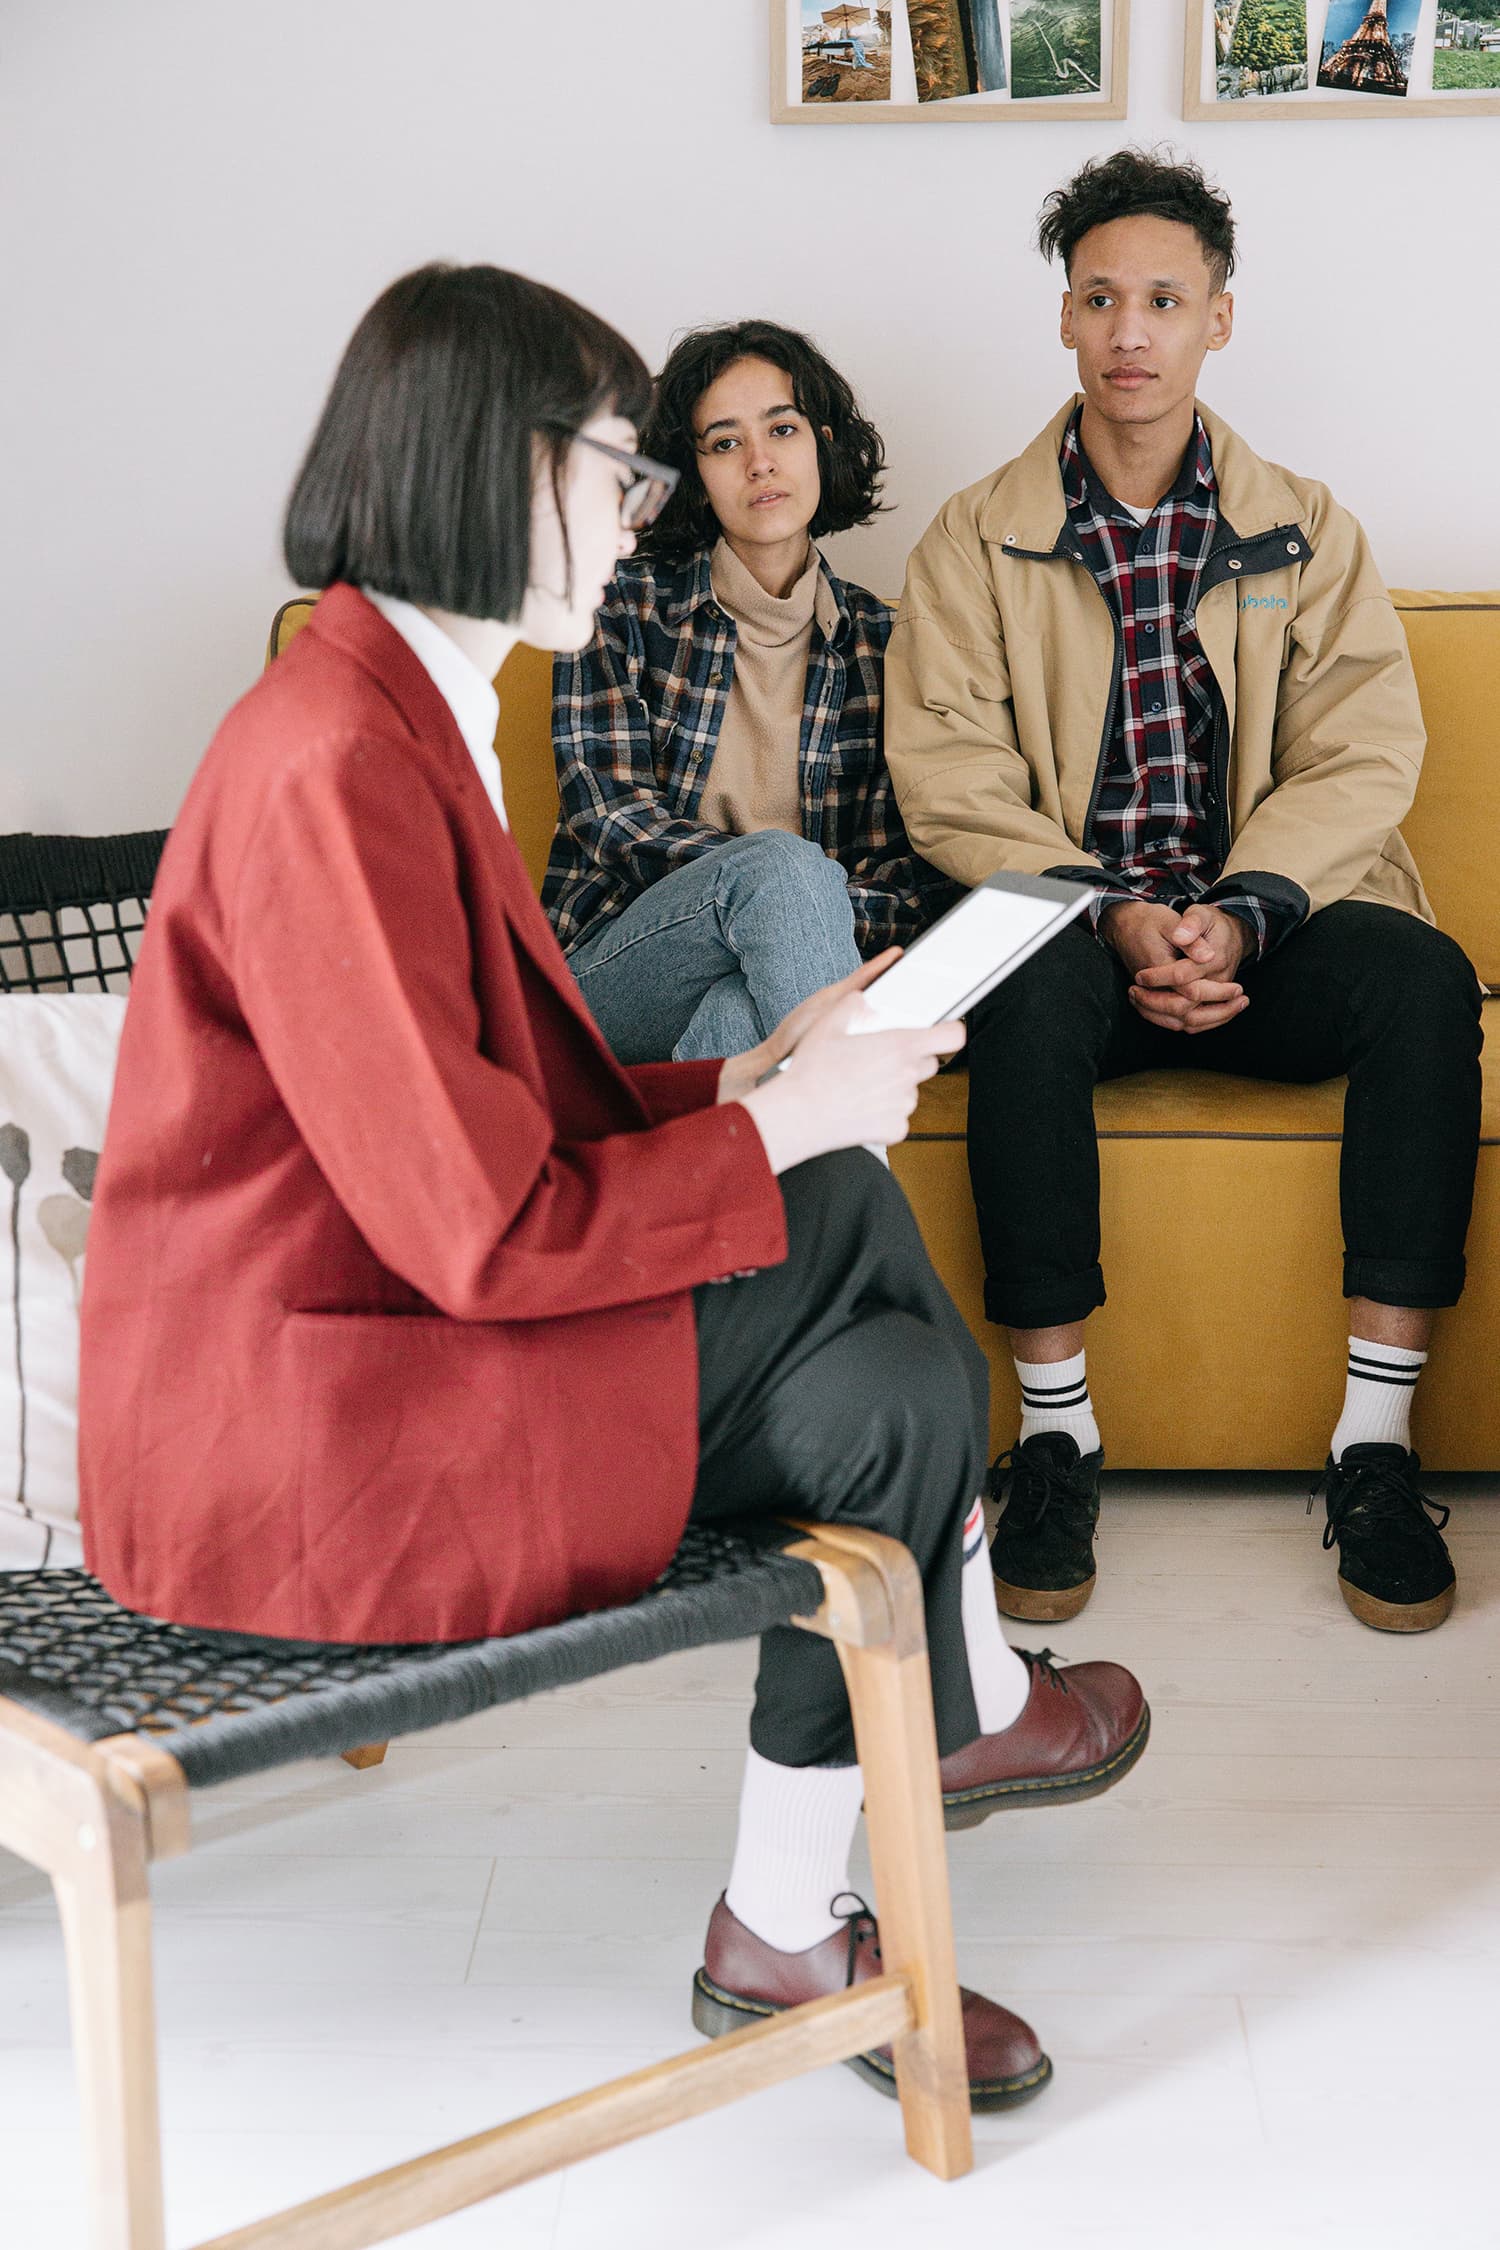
[284,1310,544,1641]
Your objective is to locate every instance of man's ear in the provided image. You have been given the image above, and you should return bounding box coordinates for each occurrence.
[1206,290,1235,354]
[1059,291,1076,351]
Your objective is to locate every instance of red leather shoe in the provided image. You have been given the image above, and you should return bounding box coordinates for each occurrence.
[940,1648,1149,1829]
[693,1894,1051,2111]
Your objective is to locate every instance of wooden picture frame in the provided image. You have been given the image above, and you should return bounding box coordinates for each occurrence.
[1184,1,1500,122]
[773,0,1131,123]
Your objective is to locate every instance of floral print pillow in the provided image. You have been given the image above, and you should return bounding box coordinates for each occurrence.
[0,995,126,1566]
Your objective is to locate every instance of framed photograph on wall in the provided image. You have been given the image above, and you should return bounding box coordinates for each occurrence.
[772,0,1131,122]
[1184,1,1500,120]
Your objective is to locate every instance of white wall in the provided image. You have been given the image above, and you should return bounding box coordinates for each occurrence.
[3,0,1496,834]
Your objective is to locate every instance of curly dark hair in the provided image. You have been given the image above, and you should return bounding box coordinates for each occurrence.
[637,319,886,563]
[1037,148,1237,294]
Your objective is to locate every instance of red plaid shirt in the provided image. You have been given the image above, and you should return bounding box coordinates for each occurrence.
[1060,407,1288,956]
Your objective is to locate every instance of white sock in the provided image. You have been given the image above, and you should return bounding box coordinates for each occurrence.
[960,1497,1032,1733]
[724,1748,864,1954]
[1330,1337,1427,1461]
[1015,1349,1101,1457]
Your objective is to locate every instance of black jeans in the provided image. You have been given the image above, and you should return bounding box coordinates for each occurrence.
[966,902,1484,1332]
[692,1150,987,1770]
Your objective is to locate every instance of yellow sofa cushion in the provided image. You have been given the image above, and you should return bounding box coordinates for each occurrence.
[914,1009,1500,1142]
[1387,592,1500,985]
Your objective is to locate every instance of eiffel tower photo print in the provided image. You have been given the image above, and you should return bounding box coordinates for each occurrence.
[1184,0,1500,115]
[1317,0,1418,97]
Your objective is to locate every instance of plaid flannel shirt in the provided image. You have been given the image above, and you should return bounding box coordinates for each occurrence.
[1059,406,1292,958]
[543,548,958,958]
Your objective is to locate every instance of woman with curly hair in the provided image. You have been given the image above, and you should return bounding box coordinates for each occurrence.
[543,320,956,1063]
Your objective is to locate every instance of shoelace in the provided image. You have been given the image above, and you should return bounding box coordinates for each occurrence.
[1018,1645,1071,1695]
[829,1891,881,1987]
[989,1445,1091,1531]
[1309,1459,1451,1552]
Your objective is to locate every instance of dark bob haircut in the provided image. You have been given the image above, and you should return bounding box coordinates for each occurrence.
[636,319,886,564]
[284,263,651,621]
[1037,148,1237,295]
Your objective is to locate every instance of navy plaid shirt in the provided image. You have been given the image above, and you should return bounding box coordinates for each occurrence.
[543,547,957,958]
[1060,407,1286,957]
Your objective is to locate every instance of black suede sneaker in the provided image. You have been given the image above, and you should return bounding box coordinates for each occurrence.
[1314,1443,1456,1633]
[989,1432,1104,1623]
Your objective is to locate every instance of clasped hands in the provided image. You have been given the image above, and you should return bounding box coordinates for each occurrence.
[1101,899,1253,1034]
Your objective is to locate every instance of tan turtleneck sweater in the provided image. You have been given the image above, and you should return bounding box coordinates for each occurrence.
[700,537,840,838]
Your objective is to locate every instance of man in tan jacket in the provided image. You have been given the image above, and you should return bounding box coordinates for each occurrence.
[885,149,1483,1636]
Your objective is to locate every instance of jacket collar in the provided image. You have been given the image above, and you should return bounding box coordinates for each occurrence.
[303,584,477,781]
[978,396,1311,556]
[662,542,852,642]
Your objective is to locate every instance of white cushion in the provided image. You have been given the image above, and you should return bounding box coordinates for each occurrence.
[0,995,126,1566]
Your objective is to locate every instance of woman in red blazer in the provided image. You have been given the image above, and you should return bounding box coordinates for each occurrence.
[79,265,1145,2108]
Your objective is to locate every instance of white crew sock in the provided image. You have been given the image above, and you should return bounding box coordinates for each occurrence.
[959,1497,1032,1733]
[1330,1337,1427,1461]
[1015,1349,1101,1457]
[724,1748,865,1954]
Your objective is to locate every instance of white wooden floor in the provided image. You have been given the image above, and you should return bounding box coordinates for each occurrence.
[3,1477,1498,2250]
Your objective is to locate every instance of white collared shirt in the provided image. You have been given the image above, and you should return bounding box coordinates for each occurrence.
[362,589,507,828]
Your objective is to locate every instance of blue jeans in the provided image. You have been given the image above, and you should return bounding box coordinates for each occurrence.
[567,831,862,1063]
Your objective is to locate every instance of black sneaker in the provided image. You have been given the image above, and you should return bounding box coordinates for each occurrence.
[1314,1443,1456,1633]
[989,1432,1104,1623]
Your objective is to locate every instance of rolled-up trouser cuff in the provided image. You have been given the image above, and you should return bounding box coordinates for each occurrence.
[1343,1253,1467,1311]
[983,1264,1107,1332]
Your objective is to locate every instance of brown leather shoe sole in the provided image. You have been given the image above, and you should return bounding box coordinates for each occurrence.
[1338,1575,1455,1633]
[942,1701,1151,1829]
[690,1970,1053,2112]
[992,1571,1096,1622]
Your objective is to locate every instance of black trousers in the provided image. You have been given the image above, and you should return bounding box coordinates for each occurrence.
[691,1150,987,1770]
[966,902,1484,1333]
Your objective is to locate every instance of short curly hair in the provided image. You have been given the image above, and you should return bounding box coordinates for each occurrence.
[636,319,886,563]
[1038,148,1237,295]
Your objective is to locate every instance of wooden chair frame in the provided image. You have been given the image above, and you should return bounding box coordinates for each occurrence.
[0,1524,973,2250]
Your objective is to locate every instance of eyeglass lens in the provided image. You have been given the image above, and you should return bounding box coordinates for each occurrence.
[622,475,670,533]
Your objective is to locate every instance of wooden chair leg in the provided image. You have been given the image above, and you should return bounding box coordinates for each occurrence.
[341,1743,388,1770]
[52,1807,169,2250]
[788,1526,973,2182]
[0,1703,170,2250]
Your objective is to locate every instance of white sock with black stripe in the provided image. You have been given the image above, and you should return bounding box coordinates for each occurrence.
[959,1498,1032,1733]
[1330,1337,1427,1461]
[1015,1349,1101,1458]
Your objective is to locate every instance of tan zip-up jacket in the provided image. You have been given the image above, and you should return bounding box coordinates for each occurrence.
[885,398,1432,933]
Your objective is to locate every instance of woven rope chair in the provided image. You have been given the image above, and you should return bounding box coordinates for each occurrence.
[0,829,973,2250]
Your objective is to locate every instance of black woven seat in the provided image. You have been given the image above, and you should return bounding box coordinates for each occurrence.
[0,1531,822,1790]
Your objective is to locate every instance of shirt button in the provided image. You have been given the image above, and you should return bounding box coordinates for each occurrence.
[1142,622,1156,635]
[1228,559,1243,572]
[1148,700,1164,715]
[1286,541,1301,556]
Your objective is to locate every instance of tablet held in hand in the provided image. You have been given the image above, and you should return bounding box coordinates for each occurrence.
[855,871,1097,1031]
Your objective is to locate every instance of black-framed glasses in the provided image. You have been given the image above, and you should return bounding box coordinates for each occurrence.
[565,432,679,532]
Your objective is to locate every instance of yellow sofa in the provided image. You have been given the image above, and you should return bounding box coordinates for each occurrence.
[268,592,1499,1470]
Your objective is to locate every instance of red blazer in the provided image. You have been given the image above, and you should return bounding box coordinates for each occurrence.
[79,586,788,1641]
